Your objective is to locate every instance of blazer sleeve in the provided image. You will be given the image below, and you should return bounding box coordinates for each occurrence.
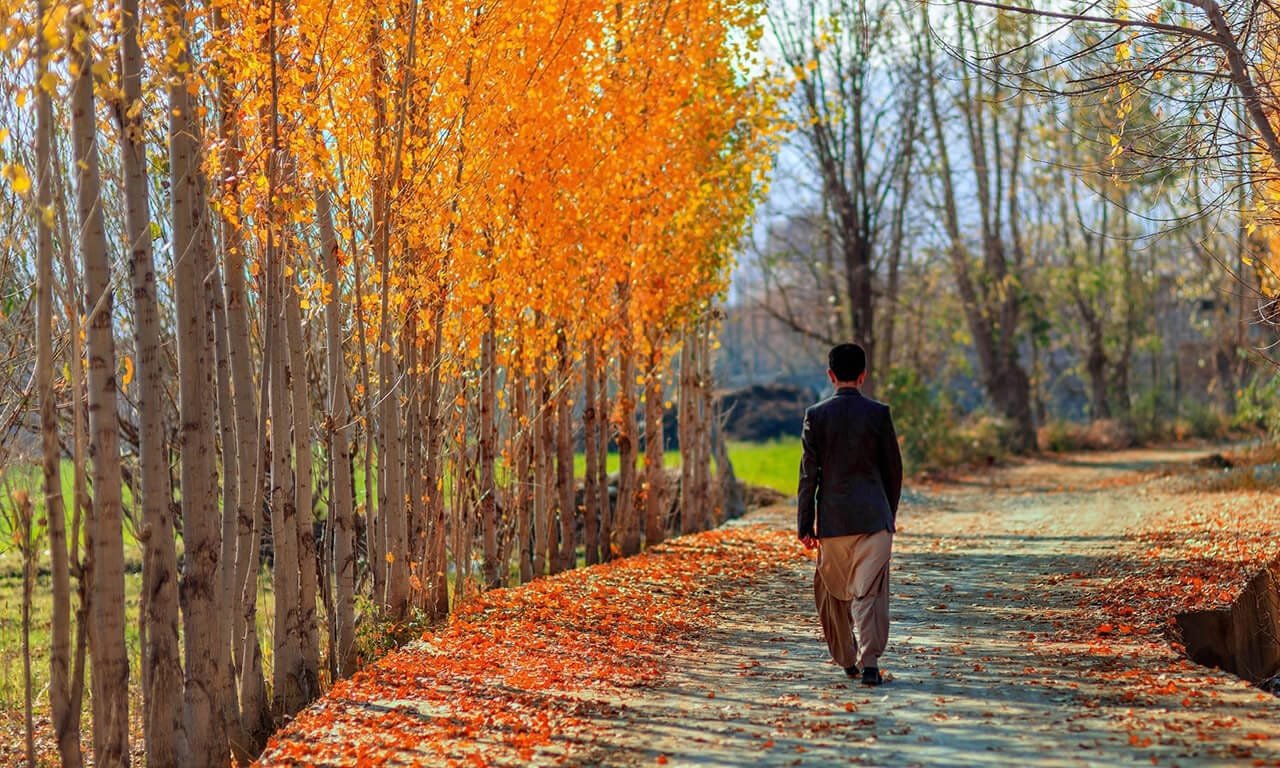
[797,406,821,539]
[880,405,903,518]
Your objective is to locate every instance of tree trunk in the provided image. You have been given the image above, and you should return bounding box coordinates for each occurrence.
[696,318,716,530]
[167,0,227,754]
[555,331,576,572]
[70,2,130,760]
[541,362,559,573]
[594,363,610,560]
[36,3,83,761]
[369,5,417,619]
[264,22,304,709]
[617,316,641,557]
[480,320,500,587]
[351,236,381,602]
[50,136,91,757]
[449,379,471,608]
[376,306,407,616]
[988,361,1035,448]
[118,0,184,759]
[643,352,665,546]
[495,361,517,580]
[403,318,425,598]
[845,236,875,390]
[1085,329,1111,421]
[582,346,601,565]
[532,364,549,576]
[424,309,449,617]
[18,493,35,768]
[267,236,304,716]
[712,402,745,521]
[318,188,357,677]
[1114,190,1137,422]
[227,226,273,758]
[236,381,273,752]
[879,91,918,378]
[212,21,271,745]
[285,280,320,700]
[515,368,534,581]
[364,24,389,609]
[679,327,697,535]
[207,248,246,759]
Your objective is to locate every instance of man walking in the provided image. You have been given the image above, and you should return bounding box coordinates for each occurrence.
[798,343,903,686]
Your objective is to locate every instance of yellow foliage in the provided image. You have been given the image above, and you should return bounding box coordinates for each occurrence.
[2,163,31,196]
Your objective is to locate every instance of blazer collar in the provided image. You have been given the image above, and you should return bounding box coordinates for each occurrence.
[834,387,862,397]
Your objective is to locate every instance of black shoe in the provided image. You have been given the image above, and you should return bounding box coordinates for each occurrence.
[861,667,883,686]
[843,665,860,678]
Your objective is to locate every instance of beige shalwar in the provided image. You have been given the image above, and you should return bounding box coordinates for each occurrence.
[813,529,892,670]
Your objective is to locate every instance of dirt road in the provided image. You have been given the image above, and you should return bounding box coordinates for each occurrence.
[579,446,1280,767]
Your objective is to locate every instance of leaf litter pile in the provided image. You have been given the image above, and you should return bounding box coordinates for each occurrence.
[1035,473,1280,762]
[258,525,798,766]
[1086,489,1280,640]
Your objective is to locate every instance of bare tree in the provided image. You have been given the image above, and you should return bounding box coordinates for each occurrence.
[922,2,1037,448]
[764,0,922,376]
[954,0,1280,212]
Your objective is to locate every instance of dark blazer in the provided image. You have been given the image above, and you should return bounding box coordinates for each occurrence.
[797,387,903,539]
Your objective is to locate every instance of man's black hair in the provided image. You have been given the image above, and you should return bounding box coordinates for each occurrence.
[828,343,867,383]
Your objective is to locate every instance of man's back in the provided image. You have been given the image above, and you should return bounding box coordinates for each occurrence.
[797,388,903,539]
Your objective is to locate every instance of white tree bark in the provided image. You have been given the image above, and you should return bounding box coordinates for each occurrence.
[318,188,357,676]
[285,279,320,698]
[35,2,83,762]
[165,0,228,757]
[119,0,184,759]
[69,3,130,762]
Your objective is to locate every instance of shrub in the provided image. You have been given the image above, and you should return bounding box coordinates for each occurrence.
[1179,401,1231,440]
[880,367,954,473]
[1037,418,1132,452]
[879,369,1020,470]
[1234,371,1280,438]
[1037,420,1087,452]
[353,595,437,668]
[1130,388,1169,444]
[951,413,1012,465]
[1083,418,1133,450]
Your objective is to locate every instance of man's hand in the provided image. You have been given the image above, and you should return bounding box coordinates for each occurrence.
[800,536,819,551]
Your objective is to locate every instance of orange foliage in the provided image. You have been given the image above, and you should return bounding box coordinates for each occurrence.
[207,0,778,371]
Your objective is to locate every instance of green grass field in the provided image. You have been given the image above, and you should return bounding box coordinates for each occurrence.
[570,438,799,494]
[724,439,799,494]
